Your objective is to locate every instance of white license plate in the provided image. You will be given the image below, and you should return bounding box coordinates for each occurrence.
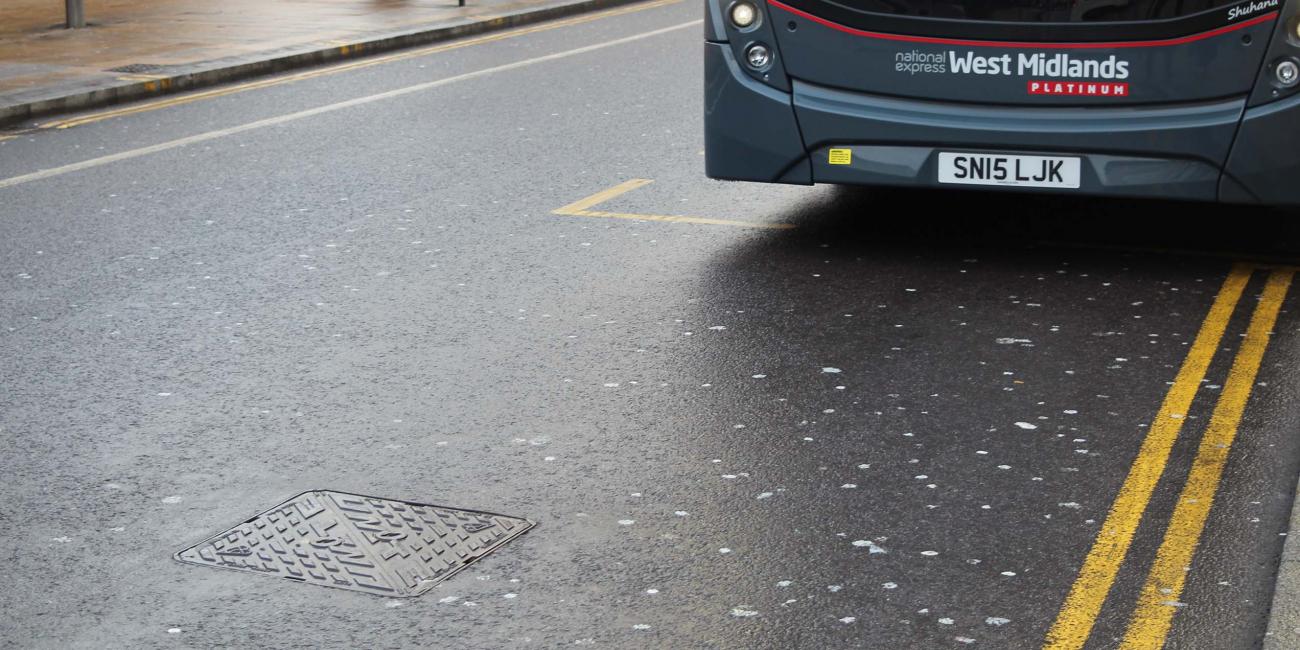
[937,152,1081,189]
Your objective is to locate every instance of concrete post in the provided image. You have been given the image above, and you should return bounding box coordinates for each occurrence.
[66,0,85,28]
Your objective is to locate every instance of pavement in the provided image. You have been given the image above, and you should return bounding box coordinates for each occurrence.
[0,0,639,125]
[3,1,1300,648]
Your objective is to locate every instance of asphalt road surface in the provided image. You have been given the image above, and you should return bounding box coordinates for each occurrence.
[4,1,1300,648]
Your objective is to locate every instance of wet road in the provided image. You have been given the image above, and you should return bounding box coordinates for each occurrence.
[3,1,1300,648]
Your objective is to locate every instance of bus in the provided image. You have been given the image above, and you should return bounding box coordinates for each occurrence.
[704,0,1300,204]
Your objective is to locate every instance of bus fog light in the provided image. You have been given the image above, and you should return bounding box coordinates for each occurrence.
[729,2,757,28]
[745,43,771,69]
[1276,59,1299,86]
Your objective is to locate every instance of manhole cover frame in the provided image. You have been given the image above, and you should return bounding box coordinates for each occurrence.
[106,63,175,74]
[174,489,536,598]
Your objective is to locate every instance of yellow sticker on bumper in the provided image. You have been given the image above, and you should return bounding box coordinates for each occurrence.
[828,148,852,165]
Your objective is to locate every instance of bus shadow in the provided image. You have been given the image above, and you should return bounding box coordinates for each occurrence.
[767,185,1300,265]
[674,188,1300,650]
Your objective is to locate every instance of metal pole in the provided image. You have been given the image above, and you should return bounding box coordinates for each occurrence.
[65,0,85,29]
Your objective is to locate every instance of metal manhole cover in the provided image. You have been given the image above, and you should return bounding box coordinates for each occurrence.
[175,490,534,597]
[106,63,173,74]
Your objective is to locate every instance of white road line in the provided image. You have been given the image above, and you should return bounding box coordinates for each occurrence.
[0,20,700,191]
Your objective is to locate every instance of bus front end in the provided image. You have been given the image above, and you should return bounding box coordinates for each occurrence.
[704,0,1300,204]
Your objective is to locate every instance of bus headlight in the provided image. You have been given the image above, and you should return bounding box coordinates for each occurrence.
[745,43,772,70]
[1276,58,1300,86]
[729,1,758,28]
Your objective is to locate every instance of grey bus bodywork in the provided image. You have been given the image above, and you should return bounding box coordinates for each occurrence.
[704,0,1300,204]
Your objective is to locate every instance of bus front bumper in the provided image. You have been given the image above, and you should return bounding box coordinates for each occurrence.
[704,42,1300,206]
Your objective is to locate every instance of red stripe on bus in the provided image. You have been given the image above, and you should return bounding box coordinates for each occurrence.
[766,0,1278,49]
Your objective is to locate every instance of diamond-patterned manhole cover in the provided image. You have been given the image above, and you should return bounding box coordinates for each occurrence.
[175,490,534,597]
[106,63,173,74]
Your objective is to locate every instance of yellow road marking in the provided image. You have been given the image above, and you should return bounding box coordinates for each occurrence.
[554,178,654,213]
[552,179,795,229]
[573,209,795,229]
[1042,264,1253,650]
[37,0,682,131]
[1119,268,1294,650]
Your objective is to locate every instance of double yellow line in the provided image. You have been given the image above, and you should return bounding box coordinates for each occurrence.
[1045,263,1293,649]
